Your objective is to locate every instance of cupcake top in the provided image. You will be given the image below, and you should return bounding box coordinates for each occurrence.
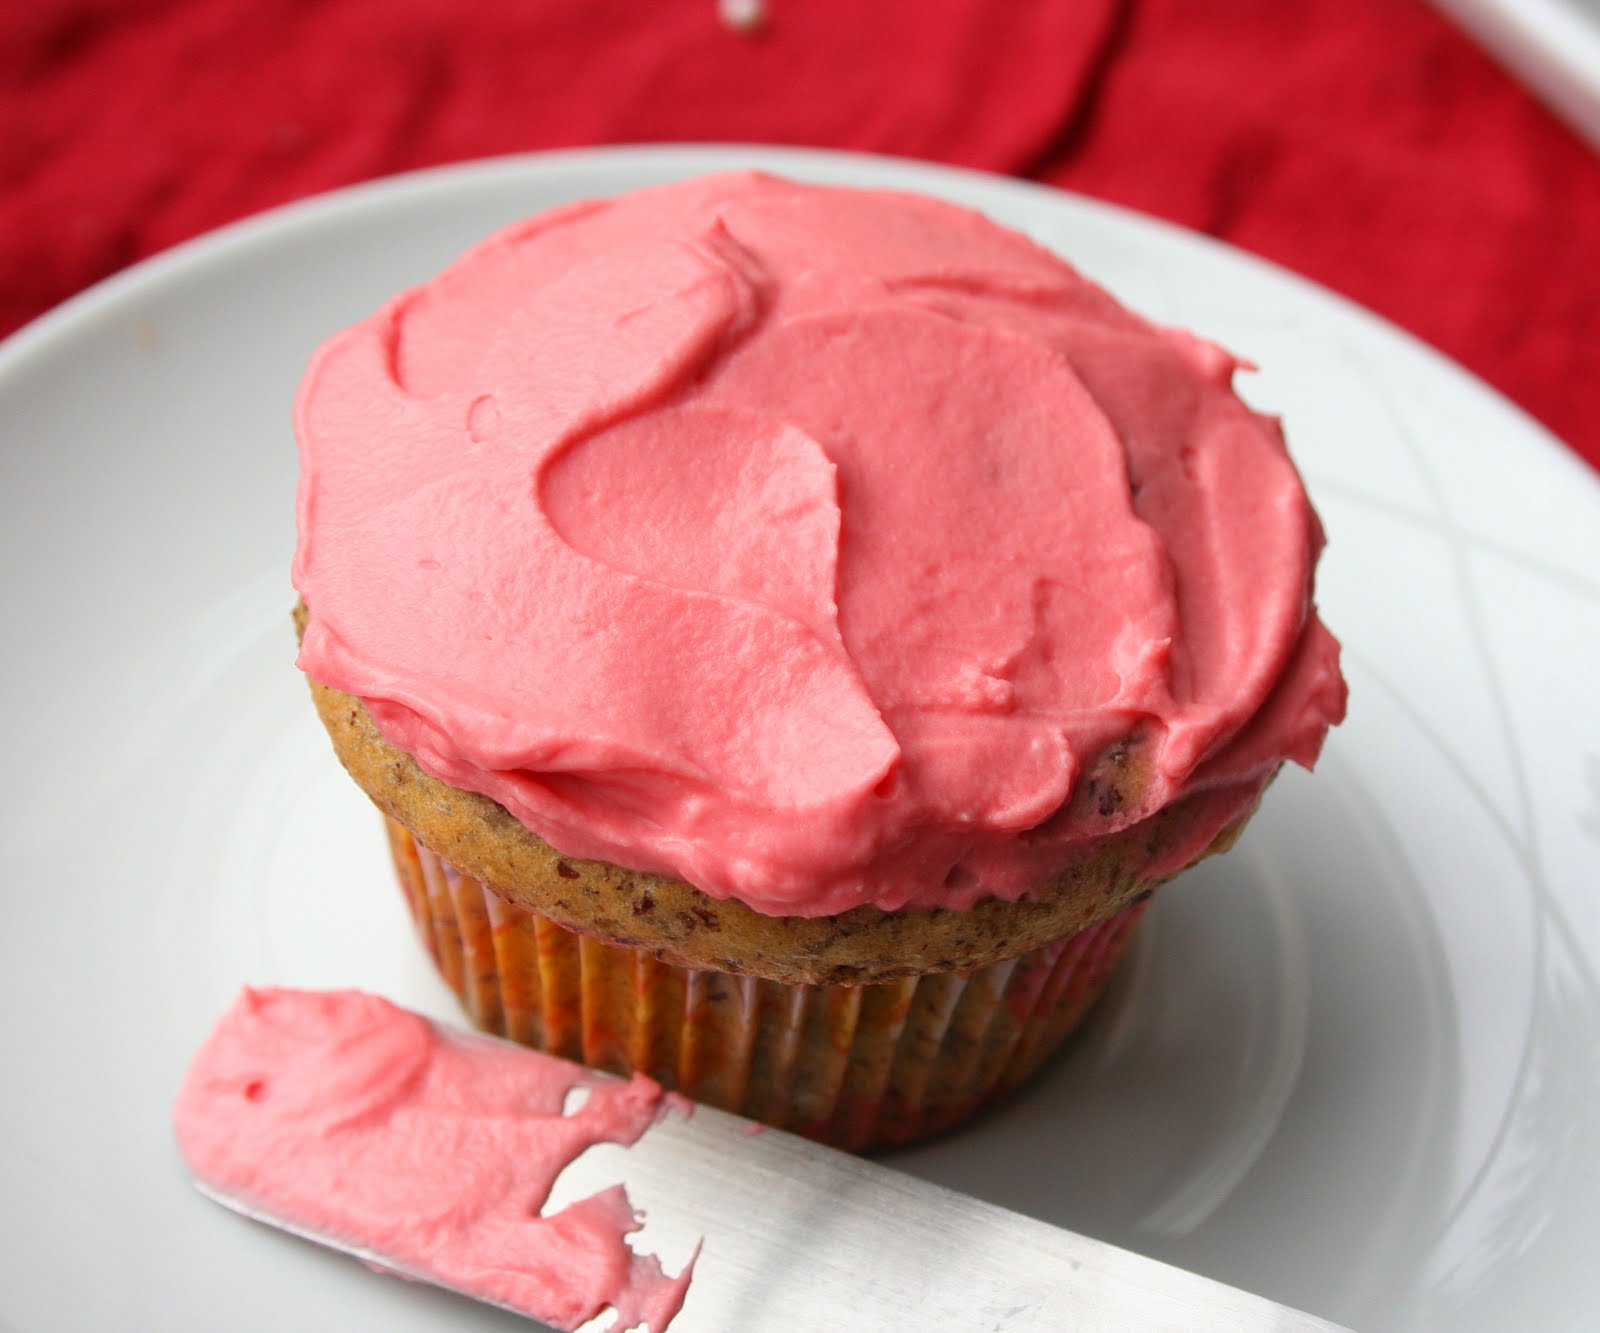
[293,171,1345,918]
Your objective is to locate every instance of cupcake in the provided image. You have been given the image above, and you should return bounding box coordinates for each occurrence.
[292,171,1345,1151]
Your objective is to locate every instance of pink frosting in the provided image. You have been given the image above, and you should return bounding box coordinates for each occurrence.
[173,988,695,1331]
[294,171,1345,917]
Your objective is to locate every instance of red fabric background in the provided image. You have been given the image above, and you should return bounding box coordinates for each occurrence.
[3,0,1597,468]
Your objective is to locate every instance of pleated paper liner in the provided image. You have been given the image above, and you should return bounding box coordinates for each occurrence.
[386,817,1147,1152]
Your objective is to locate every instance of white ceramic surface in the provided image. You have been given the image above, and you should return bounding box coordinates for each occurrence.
[1,146,1597,1333]
[1431,0,1600,149]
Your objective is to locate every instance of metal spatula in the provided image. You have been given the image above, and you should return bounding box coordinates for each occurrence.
[183,1012,1349,1333]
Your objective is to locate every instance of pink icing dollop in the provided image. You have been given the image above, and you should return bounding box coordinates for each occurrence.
[173,988,696,1331]
[293,171,1346,917]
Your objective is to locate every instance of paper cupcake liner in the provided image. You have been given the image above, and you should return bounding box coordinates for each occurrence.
[385,817,1147,1152]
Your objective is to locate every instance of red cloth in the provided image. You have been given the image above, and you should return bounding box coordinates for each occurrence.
[3,0,1597,467]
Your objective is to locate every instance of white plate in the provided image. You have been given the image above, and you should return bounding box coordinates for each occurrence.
[2,145,1598,1332]
[1430,0,1600,150]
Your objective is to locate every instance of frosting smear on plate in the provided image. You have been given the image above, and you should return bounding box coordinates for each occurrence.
[294,172,1345,916]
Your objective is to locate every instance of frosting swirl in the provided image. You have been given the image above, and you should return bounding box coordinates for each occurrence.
[294,172,1345,917]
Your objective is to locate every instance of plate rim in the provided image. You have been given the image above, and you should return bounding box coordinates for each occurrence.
[3,141,1595,501]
